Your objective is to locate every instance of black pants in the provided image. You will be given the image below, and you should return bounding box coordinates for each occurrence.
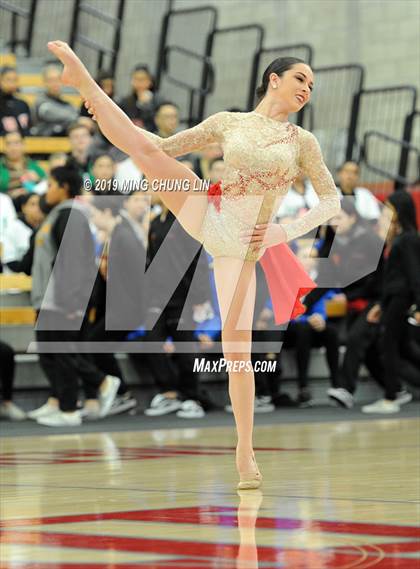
[382,297,412,400]
[0,341,15,401]
[339,307,384,394]
[82,317,130,399]
[36,310,104,412]
[283,321,340,388]
[251,329,282,398]
[143,304,199,400]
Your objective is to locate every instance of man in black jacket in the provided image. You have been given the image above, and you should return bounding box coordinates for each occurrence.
[0,67,31,136]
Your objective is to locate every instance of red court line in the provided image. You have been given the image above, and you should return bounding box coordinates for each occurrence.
[1,506,419,540]
[2,529,419,568]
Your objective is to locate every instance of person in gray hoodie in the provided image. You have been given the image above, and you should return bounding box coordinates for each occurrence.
[28,162,120,427]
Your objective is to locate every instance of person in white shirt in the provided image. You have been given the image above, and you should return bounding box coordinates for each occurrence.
[276,172,319,220]
[336,161,380,220]
[0,193,17,268]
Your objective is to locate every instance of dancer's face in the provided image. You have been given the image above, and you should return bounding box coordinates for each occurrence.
[270,63,313,113]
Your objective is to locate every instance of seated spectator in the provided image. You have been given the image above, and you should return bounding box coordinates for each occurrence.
[4,193,44,270]
[0,67,31,135]
[66,122,93,178]
[34,152,68,194]
[0,193,17,271]
[0,341,26,420]
[32,64,78,136]
[28,163,120,426]
[276,172,319,219]
[153,102,181,138]
[362,191,420,414]
[0,131,46,200]
[80,70,115,117]
[208,157,225,185]
[281,246,340,407]
[119,64,163,131]
[91,153,117,191]
[337,161,380,221]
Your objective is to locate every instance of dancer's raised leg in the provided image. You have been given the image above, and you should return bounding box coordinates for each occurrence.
[213,257,261,487]
[47,41,207,240]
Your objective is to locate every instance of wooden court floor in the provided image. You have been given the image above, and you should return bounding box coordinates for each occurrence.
[1,418,419,568]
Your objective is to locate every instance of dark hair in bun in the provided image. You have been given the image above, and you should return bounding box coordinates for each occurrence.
[256,57,307,100]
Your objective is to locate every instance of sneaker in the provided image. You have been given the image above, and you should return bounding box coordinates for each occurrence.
[0,402,27,421]
[37,410,82,427]
[27,402,59,420]
[80,405,100,420]
[107,393,137,416]
[272,393,297,407]
[362,399,400,414]
[98,376,121,418]
[327,387,354,409]
[254,396,275,413]
[297,389,314,408]
[144,394,182,416]
[395,390,413,406]
[176,399,205,419]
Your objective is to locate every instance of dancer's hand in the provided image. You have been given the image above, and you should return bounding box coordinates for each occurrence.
[239,223,287,249]
[47,40,93,91]
[84,99,97,121]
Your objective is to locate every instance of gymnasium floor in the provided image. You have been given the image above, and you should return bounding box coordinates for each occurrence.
[1,404,419,568]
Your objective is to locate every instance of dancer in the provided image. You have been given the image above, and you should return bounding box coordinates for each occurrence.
[48,41,340,488]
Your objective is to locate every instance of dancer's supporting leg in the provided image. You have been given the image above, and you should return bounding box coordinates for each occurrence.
[213,257,258,477]
[47,41,207,240]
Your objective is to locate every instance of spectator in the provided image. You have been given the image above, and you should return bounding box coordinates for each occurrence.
[0,67,31,135]
[142,200,212,418]
[80,193,144,418]
[91,153,117,191]
[33,152,68,195]
[66,122,93,178]
[4,193,43,270]
[362,191,420,414]
[276,172,319,219]
[119,65,163,131]
[281,246,340,407]
[28,163,120,426]
[0,193,17,271]
[32,64,78,136]
[80,70,115,117]
[0,131,46,199]
[325,201,387,408]
[0,341,26,420]
[337,161,380,221]
[5,194,49,275]
[153,102,180,138]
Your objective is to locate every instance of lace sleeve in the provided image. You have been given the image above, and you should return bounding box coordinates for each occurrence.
[282,129,340,242]
[137,111,227,158]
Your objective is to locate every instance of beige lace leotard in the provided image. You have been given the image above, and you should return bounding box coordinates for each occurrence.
[143,111,340,261]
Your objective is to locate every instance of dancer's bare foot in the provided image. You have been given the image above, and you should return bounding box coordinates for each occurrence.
[47,40,94,93]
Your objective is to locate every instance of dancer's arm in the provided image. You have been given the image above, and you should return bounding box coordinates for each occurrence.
[134,114,226,158]
[281,130,341,242]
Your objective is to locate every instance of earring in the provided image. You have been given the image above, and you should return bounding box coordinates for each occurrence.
[272,84,277,89]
